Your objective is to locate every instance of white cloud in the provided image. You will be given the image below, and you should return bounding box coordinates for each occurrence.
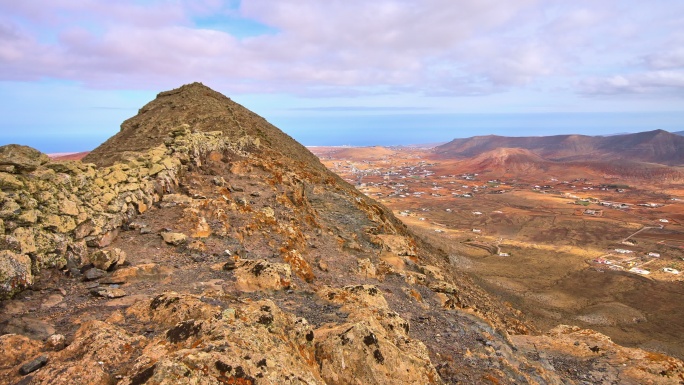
[580,71,684,96]
[0,0,682,99]
[644,49,684,70]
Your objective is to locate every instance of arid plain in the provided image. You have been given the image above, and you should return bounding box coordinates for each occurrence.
[310,141,684,359]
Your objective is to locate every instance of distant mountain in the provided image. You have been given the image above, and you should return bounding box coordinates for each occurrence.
[48,151,89,161]
[672,130,684,136]
[464,147,549,172]
[434,129,684,166]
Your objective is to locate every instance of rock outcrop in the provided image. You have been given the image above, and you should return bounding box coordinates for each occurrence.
[0,127,234,298]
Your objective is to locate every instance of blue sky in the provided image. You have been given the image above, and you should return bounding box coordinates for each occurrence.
[0,1,683,152]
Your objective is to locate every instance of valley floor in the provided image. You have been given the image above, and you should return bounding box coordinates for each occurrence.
[310,145,684,360]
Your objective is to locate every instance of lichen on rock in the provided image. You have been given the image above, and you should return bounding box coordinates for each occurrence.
[0,250,33,299]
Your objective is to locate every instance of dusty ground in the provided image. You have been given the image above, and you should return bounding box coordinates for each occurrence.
[310,145,684,360]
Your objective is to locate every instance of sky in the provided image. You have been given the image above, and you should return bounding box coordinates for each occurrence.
[0,0,683,152]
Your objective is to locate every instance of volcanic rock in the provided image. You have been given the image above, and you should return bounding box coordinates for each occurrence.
[160,231,187,246]
[19,354,48,375]
[0,144,49,173]
[234,259,292,291]
[0,250,33,298]
[90,287,126,299]
[89,248,126,271]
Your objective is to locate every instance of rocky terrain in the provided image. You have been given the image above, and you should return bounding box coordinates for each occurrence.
[1,83,683,384]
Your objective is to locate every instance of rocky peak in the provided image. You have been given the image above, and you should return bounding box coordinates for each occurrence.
[83,82,323,173]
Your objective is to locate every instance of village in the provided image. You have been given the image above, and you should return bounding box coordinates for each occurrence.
[591,249,680,276]
[312,146,684,282]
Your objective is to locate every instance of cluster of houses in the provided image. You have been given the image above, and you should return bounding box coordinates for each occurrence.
[583,209,604,216]
[596,201,631,209]
[638,203,664,208]
[591,248,682,277]
[342,157,522,202]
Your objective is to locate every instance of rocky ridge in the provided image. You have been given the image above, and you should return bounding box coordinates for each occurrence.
[0,83,682,384]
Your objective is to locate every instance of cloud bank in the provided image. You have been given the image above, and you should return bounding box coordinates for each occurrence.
[0,0,683,98]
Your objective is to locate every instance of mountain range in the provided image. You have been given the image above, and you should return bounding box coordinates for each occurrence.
[435,129,684,166]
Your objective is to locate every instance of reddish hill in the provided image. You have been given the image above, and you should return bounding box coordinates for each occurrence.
[463,147,550,173]
[48,151,90,161]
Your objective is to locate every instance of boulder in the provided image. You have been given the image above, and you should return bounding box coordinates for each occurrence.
[0,172,24,189]
[315,320,441,385]
[125,292,220,328]
[0,144,49,173]
[83,267,107,281]
[19,355,48,375]
[160,232,187,246]
[107,263,173,283]
[372,234,417,256]
[234,259,292,291]
[357,258,377,279]
[86,229,119,248]
[0,235,22,253]
[0,198,21,218]
[65,240,88,268]
[119,296,322,385]
[41,294,64,309]
[319,285,390,311]
[90,287,126,298]
[89,248,126,271]
[314,285,441,385]
[45,334,66,351]
[0,250,33,299]
[11,227,36,255]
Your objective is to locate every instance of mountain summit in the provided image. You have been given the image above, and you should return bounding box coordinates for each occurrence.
[84,82,322,171]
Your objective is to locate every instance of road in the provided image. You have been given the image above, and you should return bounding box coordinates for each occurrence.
[621,224,664,243]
